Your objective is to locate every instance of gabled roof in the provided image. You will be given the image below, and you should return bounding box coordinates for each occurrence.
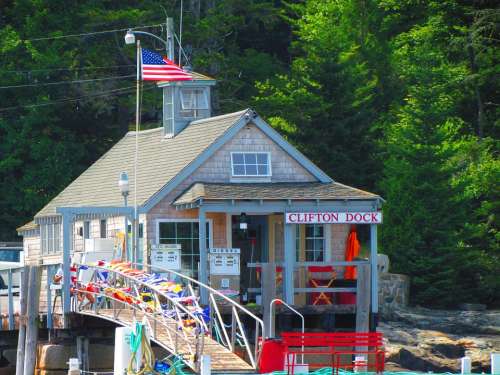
[174,182,380,206]
[35,108,334,218]
[17,221,39,232]
[36,110,248,217]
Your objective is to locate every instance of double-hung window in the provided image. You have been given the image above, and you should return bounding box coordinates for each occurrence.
[297,224,325,262]
[41,223,61,254]
[158,220,211,279]
[231,152,271,177]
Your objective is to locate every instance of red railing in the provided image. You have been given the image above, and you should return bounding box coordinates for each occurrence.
[281,332,385,374]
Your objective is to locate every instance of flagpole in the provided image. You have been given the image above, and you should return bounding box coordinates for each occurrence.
[133,39,141,265]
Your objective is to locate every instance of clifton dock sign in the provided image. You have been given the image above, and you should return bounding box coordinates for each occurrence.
[285,212,382,224]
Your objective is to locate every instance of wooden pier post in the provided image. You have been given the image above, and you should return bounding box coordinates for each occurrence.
[16,266,30,375]
[355,264,370,333]
[23,265,41,375]
[261,263,276,337]
[355,264,370,370]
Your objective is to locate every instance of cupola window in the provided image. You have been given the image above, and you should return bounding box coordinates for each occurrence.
[180,88,209,118]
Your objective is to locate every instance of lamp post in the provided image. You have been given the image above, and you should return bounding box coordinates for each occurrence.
[118,172,129,260]
[124,20,176,267]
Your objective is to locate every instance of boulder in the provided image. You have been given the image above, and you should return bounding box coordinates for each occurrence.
[38,344,76,370]
[35,370,68,375]
[379,307,500,373]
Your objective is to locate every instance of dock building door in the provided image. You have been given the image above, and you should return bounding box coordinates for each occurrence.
[231,215,267,302]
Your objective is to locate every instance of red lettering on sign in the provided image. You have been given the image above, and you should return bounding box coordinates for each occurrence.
[346,213,353,222]
[371,213,379,223]
[363,213,371,222]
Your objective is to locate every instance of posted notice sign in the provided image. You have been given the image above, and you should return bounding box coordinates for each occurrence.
[285,212,382,224]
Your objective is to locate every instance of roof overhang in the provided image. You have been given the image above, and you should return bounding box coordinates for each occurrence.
[173,182,383,211]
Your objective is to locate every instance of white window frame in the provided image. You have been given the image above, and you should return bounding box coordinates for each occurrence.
[180,88,209,110]
[303,224,325,262]
[155,218,213,278]
[41,222,62,255]
[230,152,272,177]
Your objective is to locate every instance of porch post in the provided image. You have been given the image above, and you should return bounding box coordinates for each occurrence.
[198,207,208,304]
[370,224,378,315]
[283,222,295,304]
[62,212,74,321]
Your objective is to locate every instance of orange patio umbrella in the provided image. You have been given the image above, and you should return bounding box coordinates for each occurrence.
[344,225,360,279]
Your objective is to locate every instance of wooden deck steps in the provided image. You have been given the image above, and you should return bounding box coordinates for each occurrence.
[78,308,254,373]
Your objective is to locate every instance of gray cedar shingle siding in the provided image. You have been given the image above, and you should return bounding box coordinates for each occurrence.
[35,110,249,217]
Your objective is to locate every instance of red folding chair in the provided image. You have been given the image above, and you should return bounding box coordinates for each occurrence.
[308,266,336,305]
[256,266,284,287]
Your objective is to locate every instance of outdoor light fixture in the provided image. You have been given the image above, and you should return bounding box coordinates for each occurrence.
[239,212,248,231]
[124,30,136,45]
[118,171,130,197]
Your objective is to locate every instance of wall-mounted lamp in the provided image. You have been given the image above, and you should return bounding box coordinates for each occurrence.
[239,213,248,231]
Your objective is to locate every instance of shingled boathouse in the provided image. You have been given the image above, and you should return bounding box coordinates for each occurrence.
[15,70,383,343]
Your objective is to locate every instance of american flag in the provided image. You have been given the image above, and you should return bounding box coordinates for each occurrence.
[141,48,192,81]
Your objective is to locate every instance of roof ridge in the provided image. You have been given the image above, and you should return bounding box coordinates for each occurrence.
[189,109,249,125]
[126,127,163,136]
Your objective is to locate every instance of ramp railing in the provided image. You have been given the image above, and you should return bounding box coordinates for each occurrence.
[72,261,264,371]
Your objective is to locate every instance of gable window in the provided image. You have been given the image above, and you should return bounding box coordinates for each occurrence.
[180,88,208,118]
[158,220,211,279]
[231,152,271,177]
[41,223,61,255]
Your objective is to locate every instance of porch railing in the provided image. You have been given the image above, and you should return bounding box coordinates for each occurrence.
[246,260,368,299]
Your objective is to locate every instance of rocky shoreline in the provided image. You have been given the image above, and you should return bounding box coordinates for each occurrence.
[380,307,500,373]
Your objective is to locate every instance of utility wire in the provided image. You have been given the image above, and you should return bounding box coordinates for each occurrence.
[0,85,155,112]
[1,64,135,75]
[0,75,135,90]
[23,23,164,42]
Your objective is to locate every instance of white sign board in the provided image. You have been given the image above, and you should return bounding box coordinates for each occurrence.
[151,244,181,271]
[285,212,382,224]
[209,248,240,275]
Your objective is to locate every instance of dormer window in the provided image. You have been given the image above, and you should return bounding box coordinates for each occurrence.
[180,88,209,118]
[231,152,271,177]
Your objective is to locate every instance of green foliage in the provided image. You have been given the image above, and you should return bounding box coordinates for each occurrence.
[0,0,498,307]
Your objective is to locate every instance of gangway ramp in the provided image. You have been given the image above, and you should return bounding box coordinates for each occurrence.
[74,262,262,373]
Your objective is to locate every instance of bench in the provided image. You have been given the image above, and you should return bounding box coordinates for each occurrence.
[281,332,385,374]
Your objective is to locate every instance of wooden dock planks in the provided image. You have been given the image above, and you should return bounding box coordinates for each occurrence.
[78,308,254,373]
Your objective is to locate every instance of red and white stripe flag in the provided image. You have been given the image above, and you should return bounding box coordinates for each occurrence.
[141,48,192,81]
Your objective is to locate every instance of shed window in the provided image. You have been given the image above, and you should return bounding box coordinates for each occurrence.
[231,152,271,177]
[100,219,107,238]
[83,221,90,239]
[41,223,61,254]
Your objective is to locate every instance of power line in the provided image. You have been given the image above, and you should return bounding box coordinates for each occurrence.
[0,75,135,90]
[1,64,135,75]
[23,23,164,42]
[0,85,153,112]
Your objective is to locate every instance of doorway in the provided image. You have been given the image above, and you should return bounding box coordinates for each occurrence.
[231,215,268,302]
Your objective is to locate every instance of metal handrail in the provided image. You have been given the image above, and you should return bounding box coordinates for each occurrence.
[75,289,200,370]
[74,263,206,329]
[270,298,305,364]
[126,261,265,369]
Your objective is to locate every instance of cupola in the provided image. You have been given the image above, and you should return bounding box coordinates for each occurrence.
[157,73,216,137]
